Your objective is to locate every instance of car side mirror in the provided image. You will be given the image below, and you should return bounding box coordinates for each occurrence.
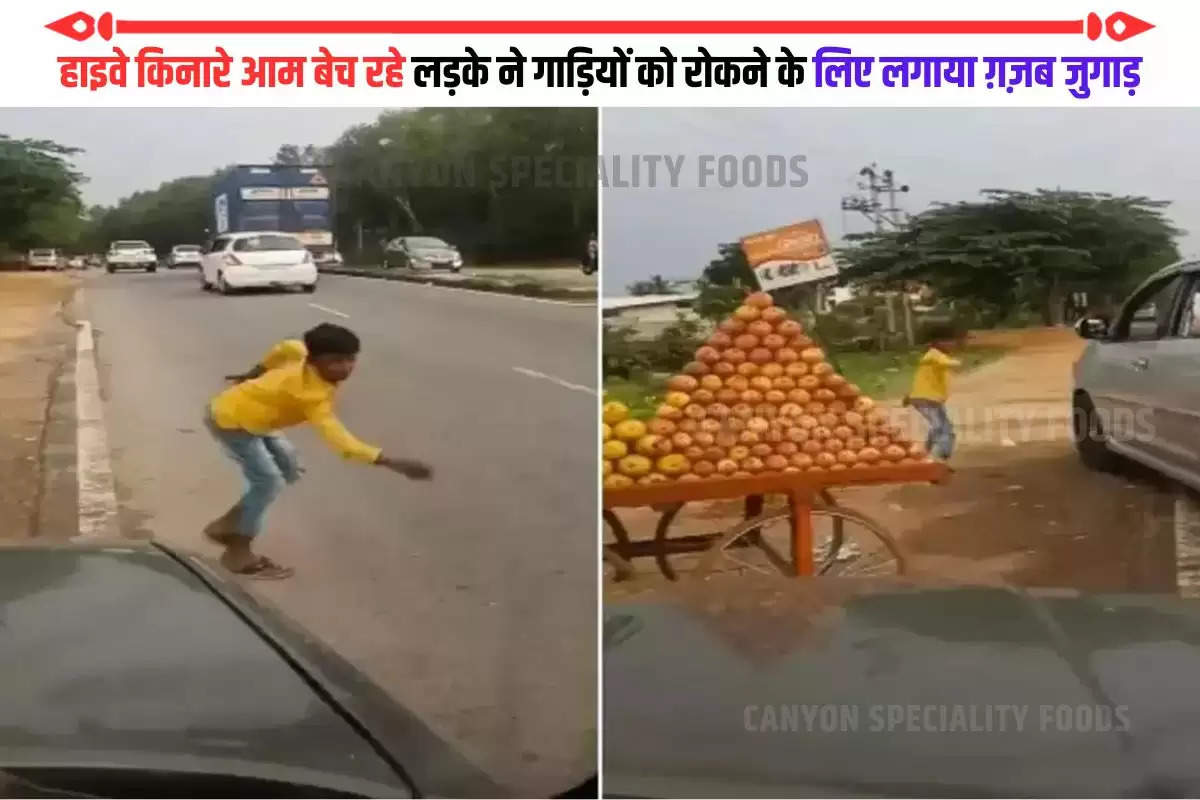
[1075,316,1109,340]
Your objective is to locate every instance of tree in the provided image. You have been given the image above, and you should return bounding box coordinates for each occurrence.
[273,143,324,166]
[626,275,674,296]
[836,189,1181,325]
[0,136,86,250]
[325,107,596,261]
[78,109,598,265]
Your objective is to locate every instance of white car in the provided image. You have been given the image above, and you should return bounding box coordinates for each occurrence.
[106,241,158,273]
[201,231,317,294]
[1073,259,1200,486]
[167,244,204,268]
[67,256,86,269]
[27,249,63,270]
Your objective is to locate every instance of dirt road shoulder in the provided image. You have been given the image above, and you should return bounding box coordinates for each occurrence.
[0,273,79,538]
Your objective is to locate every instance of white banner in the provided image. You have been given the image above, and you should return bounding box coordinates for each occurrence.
[753,255,840,292]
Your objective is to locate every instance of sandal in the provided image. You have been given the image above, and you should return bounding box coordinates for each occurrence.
[233,556,294,580]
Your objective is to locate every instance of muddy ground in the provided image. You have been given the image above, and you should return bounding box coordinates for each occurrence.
[0,273,78,538]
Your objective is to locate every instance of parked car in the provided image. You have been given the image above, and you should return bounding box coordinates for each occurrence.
[106,241,158,273]
[85,253,103,268]
[1073,259,1200,485]
[309,246,344,267]
[383,236,462,272]
[26,249,63,271]
[0,539,504,798]
[606,573,1200,797]
[201,231,317,295]
[166,244,204,269]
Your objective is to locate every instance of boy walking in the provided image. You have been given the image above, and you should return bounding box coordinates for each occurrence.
[203,323,431,579]
[904,324,962,463]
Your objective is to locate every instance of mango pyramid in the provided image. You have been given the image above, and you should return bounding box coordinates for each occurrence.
[603,291,929,489]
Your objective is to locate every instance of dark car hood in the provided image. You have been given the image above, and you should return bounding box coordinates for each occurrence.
[0,544,416,797]
[605,576,1200,798]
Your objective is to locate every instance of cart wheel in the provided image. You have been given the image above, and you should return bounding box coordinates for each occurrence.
[695,505,906,578]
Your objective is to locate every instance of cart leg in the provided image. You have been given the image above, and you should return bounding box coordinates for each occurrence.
[788,491,815,577]
[743,494,765,545]
[653,503,685,581]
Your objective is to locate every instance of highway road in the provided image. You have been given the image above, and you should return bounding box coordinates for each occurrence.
[83,268,597,795]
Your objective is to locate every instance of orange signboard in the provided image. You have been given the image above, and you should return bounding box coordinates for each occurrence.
[739,219,838,291]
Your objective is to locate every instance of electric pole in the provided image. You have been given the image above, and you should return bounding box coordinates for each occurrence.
[840,164,914,346]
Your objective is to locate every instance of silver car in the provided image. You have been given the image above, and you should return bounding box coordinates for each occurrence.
[383,236,462,272]
[1073,259,1200,486]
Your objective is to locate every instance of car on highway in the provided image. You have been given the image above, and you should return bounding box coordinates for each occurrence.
[1073,259,1200,485]
[0,539,506,798]
[383,236,463,272]
[606,573,1200,797]
[26,249,64,271]
[201,231,318,295]
[106,240,158,273]
[166,244,204,269]
[309,245,344,268]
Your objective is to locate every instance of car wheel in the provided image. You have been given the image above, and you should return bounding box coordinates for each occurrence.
[217,273,232,295]
[106,266,115,274]
[302,283,317,294]
[147,266,157,273]
[1073,391,1117,472]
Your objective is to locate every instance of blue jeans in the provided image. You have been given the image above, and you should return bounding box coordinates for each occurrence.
[910,399,955,460]
[204,408,301,537]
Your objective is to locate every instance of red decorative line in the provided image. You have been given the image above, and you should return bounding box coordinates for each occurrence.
[118,19,1084,35]
[46,10,1154,42]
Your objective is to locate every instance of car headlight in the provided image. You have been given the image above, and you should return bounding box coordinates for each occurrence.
[452,254,463,266]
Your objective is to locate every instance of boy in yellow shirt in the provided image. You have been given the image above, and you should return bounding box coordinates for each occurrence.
[203,323,431,579]
[903,325,962,463]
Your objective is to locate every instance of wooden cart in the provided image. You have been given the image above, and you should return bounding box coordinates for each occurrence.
[603,461,949,581]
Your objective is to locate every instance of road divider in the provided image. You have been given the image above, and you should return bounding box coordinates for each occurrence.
[318,265,596,304]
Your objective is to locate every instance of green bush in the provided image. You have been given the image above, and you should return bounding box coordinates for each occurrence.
[602,313,706,380]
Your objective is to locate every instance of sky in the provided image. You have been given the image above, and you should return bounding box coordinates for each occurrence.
[601,108,1200,297]
[0,108,389,206]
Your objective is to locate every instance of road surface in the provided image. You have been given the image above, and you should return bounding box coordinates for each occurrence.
[84,269,597,795]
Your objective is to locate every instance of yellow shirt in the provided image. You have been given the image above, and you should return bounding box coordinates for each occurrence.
[209,339,382,463]
[909,348,961,403]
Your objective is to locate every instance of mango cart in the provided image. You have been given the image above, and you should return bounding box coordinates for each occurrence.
[603,461,947,581]
[602,290,948,581]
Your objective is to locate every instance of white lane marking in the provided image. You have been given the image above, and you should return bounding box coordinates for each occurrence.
[513,367,597,395]
[1176,492,1200,598]
[308,302,350,319]
[75,317,119,539]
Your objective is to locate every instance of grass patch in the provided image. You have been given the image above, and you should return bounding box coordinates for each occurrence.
[603,374,667,420]
[603,343,1011,414]
[832,344,1010,400]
